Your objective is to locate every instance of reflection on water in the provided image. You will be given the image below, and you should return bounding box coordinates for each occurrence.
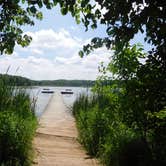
[28,86,90,117]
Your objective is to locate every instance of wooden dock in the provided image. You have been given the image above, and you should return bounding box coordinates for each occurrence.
[33,93,99,166]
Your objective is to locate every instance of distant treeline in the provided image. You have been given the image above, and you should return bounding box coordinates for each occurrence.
[34,79,95,87]
[0,74,96,87]
[0,74,32,86]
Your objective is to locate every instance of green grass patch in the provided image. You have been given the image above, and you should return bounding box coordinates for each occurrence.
[72,94,152,166]
[0,75,37,166]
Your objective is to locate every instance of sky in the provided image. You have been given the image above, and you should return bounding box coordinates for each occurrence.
[0,5,152,80]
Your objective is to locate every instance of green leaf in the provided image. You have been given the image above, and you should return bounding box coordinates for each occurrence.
[79,51,84,58]
[30,6,37,14]
[46,3,53,9]
[61,7,68,15]
[154,109,166,119]
[91,23,97,29]
[53,0,57,6]
[37,1,43,8]
[81,0,87,8]
[76,14,81,24]
[36,12,43,20]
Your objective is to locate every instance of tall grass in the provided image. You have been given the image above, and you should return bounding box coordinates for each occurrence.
[0,75,37,166]
[72,94,151,166]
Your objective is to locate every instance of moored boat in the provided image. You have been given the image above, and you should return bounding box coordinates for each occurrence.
[61,89,73,94]
[41,89,54,93]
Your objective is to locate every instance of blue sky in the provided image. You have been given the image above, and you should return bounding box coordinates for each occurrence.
[0,5,151,80]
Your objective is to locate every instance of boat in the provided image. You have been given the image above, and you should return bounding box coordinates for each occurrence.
[61,89,73,94]
[43,88,50,90]
[41,89,54,93]
[65,89,72,91]
[61,91,73,94]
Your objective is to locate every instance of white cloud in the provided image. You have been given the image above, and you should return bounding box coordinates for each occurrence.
[0,51,111,80]
[17,28,85,59]
[0,28,112,80]
[31,49,43,55]
[25,28,82,51]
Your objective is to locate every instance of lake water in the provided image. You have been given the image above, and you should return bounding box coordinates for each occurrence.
[28,86,90,117]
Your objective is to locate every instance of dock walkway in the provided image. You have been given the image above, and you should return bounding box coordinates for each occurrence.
[33,93,98,166]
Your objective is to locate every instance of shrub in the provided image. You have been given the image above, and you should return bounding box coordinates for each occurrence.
[98,123,139,166]
[72,94,152,166]
[0,75,37,166]
[0,112,37,166]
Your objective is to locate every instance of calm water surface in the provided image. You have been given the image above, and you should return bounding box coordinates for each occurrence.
[28,86,90,117]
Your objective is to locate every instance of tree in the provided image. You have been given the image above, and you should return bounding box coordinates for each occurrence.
[1,0,165,57]
[76,1,165,59]
[0,0,40,54]
[94,44,166,165]
[1,1,165,165]
[0,0,78,54]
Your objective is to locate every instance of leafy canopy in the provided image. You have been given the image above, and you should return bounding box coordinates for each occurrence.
[77,0,165,58]
[94,44,166,165]
[0,0,79,54]
[1,0,165,56]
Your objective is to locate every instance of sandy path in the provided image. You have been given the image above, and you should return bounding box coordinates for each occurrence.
[33,92,99,166]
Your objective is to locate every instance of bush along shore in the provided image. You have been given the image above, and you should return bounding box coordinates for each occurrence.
[0,75,37,166]
[73,92,165,166]
[72,45,166,166]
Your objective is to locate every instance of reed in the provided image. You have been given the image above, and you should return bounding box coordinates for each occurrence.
[72,94,141,166]
[0,74,37,166]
